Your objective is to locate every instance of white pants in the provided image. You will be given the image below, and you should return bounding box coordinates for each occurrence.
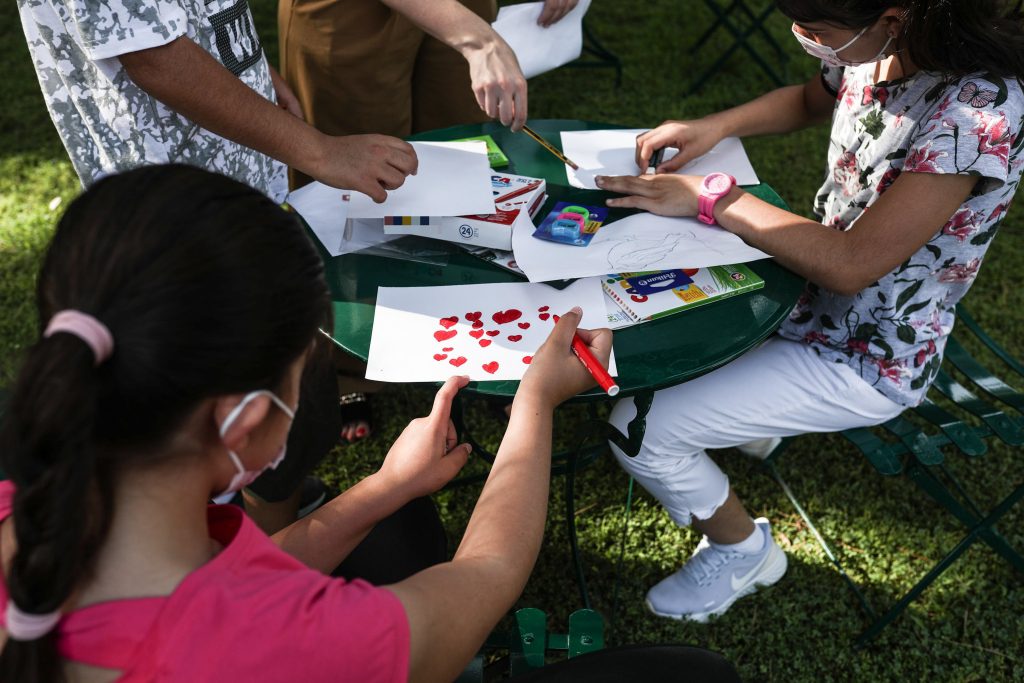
[608,337,904,527]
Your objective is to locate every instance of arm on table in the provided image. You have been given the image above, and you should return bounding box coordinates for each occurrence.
[636,74,837,171]
[118,37,416,201]
[379,0,528,130]
[386,312,613,683]
[599,171,978,296]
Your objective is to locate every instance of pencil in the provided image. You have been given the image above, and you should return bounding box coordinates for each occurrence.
[571,333,619,397]
[494,180,543,204]
[521,124,580,170]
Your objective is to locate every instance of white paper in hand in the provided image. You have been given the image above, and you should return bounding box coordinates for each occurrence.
[560,130,759,188]
[493,0,592,79]
[367,278,616,382]
[346,141,495,219]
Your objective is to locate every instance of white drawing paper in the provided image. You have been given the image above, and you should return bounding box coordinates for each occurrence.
[346,141,495,219]
[286,180,402,256]
[560,130,759,188]
[367,278,617,382]
[493,0,592,79]
[285,181,352,256]
[512,211,771,283]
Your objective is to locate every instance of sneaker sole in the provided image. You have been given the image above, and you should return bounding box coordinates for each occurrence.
[646,543,788,623]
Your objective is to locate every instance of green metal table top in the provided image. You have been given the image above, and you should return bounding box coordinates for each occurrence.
[319,119,806,400]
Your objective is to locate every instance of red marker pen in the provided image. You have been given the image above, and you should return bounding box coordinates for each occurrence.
[571,333,619,397]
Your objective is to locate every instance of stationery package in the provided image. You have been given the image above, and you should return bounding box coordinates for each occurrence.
[602,264,764,323]
[384,173,546,250]
[451,134,510,168]
[531,201,609,247]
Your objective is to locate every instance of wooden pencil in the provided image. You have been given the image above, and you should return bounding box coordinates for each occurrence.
[521,124,580,170]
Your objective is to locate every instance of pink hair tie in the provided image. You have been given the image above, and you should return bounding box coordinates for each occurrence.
[4,602,61,641]
[43,310,114,365]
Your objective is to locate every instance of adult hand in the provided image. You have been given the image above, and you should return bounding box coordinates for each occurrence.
[269,65,304,120]
[537,0,579,27]
[312,134,418,202]
[518,308,613,409]
[378,376,472,500]
[635,118,725,173]
[597,173,703,217]
[466,38,528,131]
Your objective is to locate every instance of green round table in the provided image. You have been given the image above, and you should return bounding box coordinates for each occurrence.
[319,119,806,400]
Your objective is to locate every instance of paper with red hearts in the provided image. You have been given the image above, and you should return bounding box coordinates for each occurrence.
[367,279,617,382]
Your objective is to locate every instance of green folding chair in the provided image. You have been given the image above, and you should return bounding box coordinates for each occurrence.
[457,608,604,682]
[690,0,790,90]
[761,304,1024,646]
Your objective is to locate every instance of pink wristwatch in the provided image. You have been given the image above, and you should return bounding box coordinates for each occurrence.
[697,172,737,225]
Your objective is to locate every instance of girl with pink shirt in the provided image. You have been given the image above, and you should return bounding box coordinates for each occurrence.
[0,164,614,682]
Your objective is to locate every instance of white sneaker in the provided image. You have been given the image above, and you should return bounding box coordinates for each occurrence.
[645,518,787,623]
[736,437,782,459]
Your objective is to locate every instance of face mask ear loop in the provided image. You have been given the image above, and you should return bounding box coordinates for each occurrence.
[833,23,871,56]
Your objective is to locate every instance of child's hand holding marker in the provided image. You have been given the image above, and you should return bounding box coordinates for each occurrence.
[519,307,615,406]
[635,119,724,173]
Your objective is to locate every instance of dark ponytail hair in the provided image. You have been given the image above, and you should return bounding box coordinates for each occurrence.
[0,165,330,681]
[775,0,1024,79]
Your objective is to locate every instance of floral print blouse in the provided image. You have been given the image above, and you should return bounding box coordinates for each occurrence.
[778,62,1024,407]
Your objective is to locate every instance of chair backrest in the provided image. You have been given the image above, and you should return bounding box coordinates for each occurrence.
[457,608,605,682]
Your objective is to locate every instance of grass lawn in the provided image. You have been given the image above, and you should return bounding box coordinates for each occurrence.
[2,2,1023,680]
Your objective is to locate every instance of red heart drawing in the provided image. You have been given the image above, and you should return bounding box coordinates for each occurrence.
[492,309,523,325]
[553,315,561,323]
[508,335,522,342]
[466,311,482,321]
[434,329,457,342]
[538,313,550,321]
[518,322,531,329]
[442,347,454,352]
[482,361,499,374]
[439,316,459,329]
[538,306,550,312]
[433,353,448,361]
[449,356,467,367]
[522,356,533,364]
[486,330,500,337]
[469,329,484,339]
[472,320,484,329]
[479,339,492,347]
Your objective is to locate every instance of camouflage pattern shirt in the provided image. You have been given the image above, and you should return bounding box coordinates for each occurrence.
[18,0,287,202]
[778,62,1024,407]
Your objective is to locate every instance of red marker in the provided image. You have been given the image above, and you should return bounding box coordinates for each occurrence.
[571,333,619,397]
[494,180,543,205]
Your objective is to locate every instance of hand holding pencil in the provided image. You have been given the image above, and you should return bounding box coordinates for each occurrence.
[520,307,615,408]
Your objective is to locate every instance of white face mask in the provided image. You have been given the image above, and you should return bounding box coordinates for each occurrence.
[212,390,296,503]
[791,23,893,68]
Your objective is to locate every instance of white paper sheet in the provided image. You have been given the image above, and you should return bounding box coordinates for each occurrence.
[512,211,771,283]
[346,141,495,219]
[285,182,352,256]
[367,279,616,382]
[560,130,759,189]
[493,0,592,79]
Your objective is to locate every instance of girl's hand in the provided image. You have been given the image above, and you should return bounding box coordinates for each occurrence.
[518,307,613,409]
[378,376,472,499]
[597,173,703,217]
[635,119,725,173]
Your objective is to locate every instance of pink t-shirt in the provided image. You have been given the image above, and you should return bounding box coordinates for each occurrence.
[0,481,409,682]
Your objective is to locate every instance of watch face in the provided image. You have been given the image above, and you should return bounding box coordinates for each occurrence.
[705,173,733,195]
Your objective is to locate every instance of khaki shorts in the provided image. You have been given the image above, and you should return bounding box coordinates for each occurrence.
[279,0,497,143]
